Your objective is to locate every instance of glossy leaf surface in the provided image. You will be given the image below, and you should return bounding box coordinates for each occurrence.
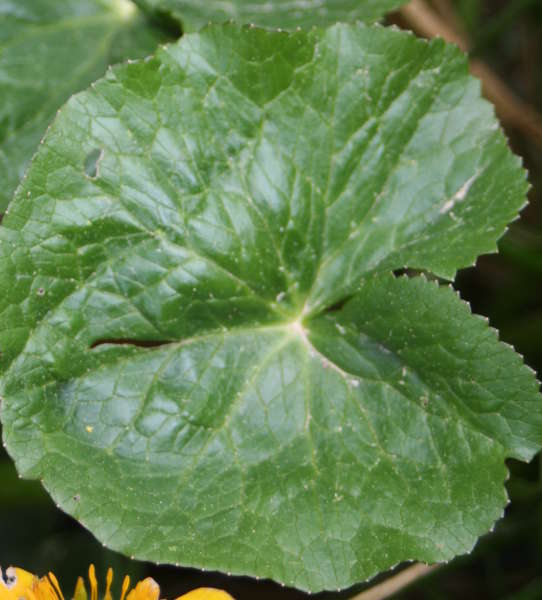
[1,24,540,592]
[0,0,176,212]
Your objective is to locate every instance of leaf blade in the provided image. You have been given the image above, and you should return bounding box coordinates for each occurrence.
[0,23,540,593]
[2,279,524,590]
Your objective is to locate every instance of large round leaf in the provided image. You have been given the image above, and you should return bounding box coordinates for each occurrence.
[0,0,178,212]
[0,23,540,592]
[133,0,408,32]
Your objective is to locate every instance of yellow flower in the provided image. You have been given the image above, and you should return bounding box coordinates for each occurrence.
[0,566,233,600]
[0,567,35,600]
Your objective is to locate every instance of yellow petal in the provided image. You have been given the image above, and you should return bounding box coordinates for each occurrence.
[88,566,98,600]
[175,590,235,600]
[0,568,36,600]
[104,569,113,600]
[125,578,160,600]
[46,572,64,600]
[119,576,131,600]
[32,575,63,600]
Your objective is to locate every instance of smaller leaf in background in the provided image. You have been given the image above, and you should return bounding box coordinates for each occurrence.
[132,0,408,32]
[0,0,179,213]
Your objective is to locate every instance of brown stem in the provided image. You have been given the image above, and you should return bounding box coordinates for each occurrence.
[429,0,467,37]
[398,0,542,144]
[470,60,542,145]
[399,0,468,50]
[349,563,438,600]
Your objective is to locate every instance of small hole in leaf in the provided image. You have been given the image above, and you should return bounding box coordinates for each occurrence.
[84,148,103,178]
[324,294,355,314]
[37,287,45,296]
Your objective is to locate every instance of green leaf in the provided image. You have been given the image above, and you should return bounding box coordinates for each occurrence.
[0,23,540,592]
[0,0,178,213]
[133,0,407,31]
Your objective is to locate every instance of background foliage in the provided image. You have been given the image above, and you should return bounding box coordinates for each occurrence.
[1,0,541,598]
